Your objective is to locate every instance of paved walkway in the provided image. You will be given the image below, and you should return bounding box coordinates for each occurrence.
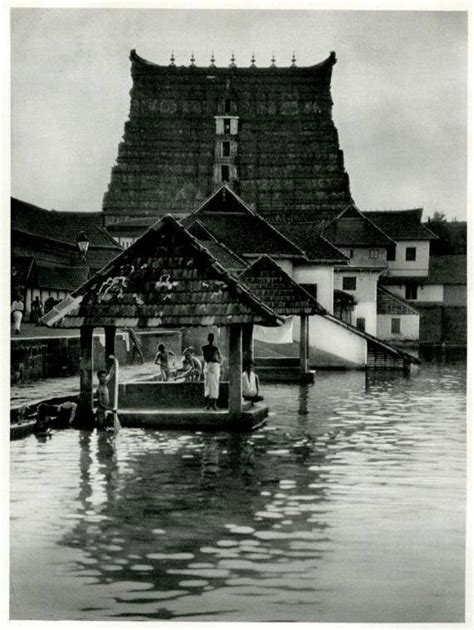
[11,323,81,339]
[11,361,158,409]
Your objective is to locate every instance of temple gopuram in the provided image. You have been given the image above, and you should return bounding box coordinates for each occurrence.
[103,50,353,227]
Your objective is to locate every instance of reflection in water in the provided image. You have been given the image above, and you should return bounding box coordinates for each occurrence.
[10,362,466,622]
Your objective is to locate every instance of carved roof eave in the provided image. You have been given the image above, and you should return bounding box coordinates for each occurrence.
[129,49,336,76]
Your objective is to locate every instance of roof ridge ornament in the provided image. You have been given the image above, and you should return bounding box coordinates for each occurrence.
[229,52,236,68]
[250,52,256,67]
[210,51,216,67]
[291,51,296,67]
[270,52,276,68]
[190,52,195,67]
[169,51,175,66]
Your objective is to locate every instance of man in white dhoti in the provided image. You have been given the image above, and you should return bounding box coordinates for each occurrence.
[202,333,222,410]
[11,298,24,335]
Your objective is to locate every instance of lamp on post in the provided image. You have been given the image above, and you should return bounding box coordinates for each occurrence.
[76,231,90,277]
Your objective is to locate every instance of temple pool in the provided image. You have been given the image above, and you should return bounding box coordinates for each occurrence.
[10,362,466,621]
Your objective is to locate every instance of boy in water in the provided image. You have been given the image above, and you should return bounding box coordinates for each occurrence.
[154,343,176,381]
[179,347,202,382]
[96,359,116,429]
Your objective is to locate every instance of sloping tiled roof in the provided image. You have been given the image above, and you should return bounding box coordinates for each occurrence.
[275,222,348,263]
[183,186,305,259]
[36,266,88,291]
[239,255,326,316]
[364,209,437,241]
[11,198,121,250]
[324,215,394,247]
[43,215,282,329]
[377,287,419,315]
[425,255,467,285]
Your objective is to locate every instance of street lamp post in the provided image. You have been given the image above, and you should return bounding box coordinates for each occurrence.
[76,231,90,278]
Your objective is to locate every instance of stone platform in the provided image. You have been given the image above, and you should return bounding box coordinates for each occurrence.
[118,404,268,432]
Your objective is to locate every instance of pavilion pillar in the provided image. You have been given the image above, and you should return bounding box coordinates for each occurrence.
[242,323,254,365]
[105,326,116,399]
[228,323,242,420]
[79,326,95,428]
[300,315,309,374]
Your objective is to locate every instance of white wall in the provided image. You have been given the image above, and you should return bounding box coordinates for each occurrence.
[334,269,379,335]
[293,264,334,313]
[377,314,419,341]
[340,247,387,265]
[386,283,443,303]
[386,240,430,277]
[309,314,367,366]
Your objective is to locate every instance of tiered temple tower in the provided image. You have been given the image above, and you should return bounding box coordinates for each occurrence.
[103,49,353,225]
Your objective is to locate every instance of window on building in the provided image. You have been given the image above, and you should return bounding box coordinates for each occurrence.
[222,141,230,157]
[300,283,318,301]
[369,248,379,259]
[342,276,357,291]
[223,118,231,134]
[224,98,231,114]
[356,317,366,331]
[349,249,354,258]
[387,245,396,261]
[405,284,418,300]
[406,247,416,261]
[221,165,230,182]
[391,318,401,334]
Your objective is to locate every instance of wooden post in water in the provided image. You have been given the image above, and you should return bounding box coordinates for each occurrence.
[300,315,309,374]
[228,323,242,420]
[105,326,117,400]
[79,326,95,427]
[242,323,254,365]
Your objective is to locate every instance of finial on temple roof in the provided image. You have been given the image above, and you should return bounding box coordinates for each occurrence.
[270,52,276,67]
[169,51,175,66]
[210,51,216,67]
[291,52,296,67]
[229,52,236,68]
[250,52,256,67]
[190,52,195,67]
[330,51,336,63]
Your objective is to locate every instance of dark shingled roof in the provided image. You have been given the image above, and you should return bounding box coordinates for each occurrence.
[183,186,305,259]
[43,215,282,329]
[12,256,35,283]
[426,255,467,285]
[36,266,88,291]
[364,209,438,241]
[11,198,121,250]
[239,255,326,316]
[275,222,348,262]
[323,206,394,247]
[377,287,419,315]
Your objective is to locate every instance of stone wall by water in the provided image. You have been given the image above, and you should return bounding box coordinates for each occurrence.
[11,330,182,385]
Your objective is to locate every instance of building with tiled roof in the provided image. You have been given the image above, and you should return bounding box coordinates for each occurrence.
[11,197,122,318]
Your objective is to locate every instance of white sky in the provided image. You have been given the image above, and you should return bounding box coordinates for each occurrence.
[10,9,467,220]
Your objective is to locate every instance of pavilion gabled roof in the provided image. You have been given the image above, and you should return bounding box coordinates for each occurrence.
[42,215,282,329]
[239,255,327,316]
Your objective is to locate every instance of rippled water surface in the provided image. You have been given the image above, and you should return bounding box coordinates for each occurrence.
[10,362,466,621]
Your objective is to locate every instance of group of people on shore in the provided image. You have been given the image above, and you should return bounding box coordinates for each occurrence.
[152,333,264,411]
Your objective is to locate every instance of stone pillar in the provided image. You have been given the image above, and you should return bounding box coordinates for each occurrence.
[242,323,254,365]
[300,315,309,374]
[105,326,116,399]
[79,326,94,427]
[228,323,242,419]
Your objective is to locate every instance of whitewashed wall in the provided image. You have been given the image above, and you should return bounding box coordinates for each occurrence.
[385,240,430,277]
[293,264,334,313]
[377,314,420,341]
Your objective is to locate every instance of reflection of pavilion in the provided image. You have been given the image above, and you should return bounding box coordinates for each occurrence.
[43,207,323,429]
[59,424,334,618]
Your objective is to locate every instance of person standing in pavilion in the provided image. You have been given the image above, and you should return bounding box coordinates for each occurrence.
[201,333,223,410]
